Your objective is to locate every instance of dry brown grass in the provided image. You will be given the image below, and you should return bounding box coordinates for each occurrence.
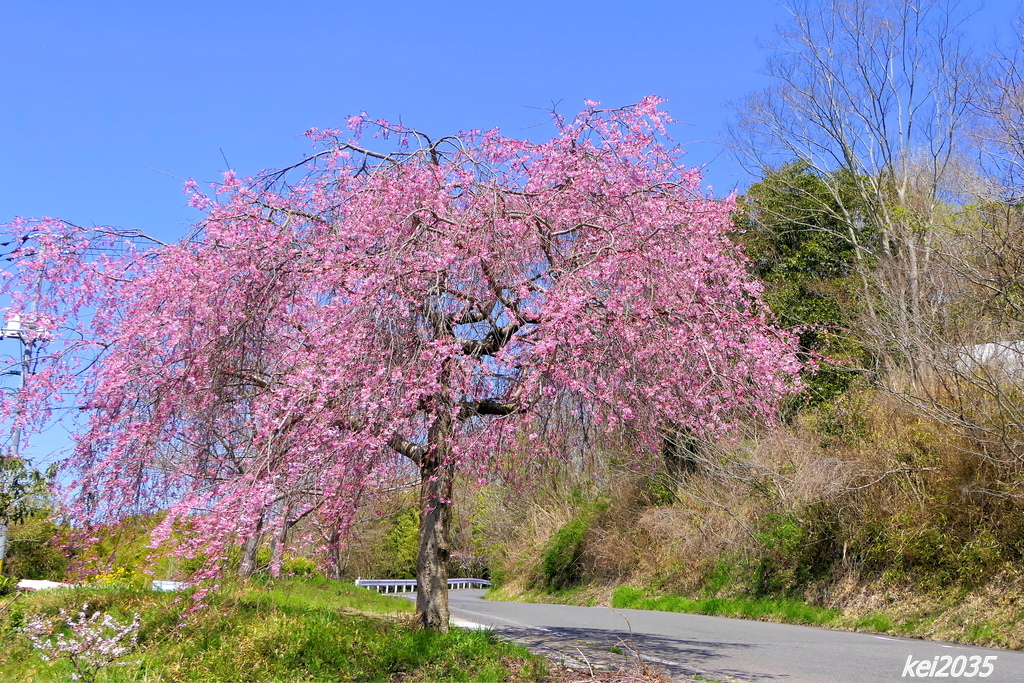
[485,383,1024,648]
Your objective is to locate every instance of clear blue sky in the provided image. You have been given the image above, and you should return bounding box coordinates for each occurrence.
[3,1,1018,241]
[0,0,1020,463]
[0,1,824,239]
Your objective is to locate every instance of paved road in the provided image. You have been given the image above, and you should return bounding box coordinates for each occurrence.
[436,589,1024,682]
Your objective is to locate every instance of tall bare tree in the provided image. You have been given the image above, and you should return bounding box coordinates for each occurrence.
[977,14,1024,200]
[731,0,983,370]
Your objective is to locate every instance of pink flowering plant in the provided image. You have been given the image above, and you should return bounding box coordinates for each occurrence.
[1,98,804,630]
[22,603,141,682]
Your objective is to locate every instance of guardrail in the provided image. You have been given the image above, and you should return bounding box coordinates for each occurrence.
[354,577,491,593]
[152,580,186,592]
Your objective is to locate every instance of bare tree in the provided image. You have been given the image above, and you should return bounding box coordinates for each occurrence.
[731,0,983,370]
[975,13,1024,201]
[886,199,1024,480]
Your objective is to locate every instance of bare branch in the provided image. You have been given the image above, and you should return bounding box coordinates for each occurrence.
[458,398,522,421]
[387,433,425,466]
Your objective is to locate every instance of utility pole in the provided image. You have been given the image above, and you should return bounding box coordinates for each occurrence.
[0,314,34,576]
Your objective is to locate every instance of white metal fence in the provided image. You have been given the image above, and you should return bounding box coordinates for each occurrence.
[354,578,491,593]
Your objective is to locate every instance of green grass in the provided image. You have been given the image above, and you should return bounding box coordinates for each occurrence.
[611,586,842,626]
[853,612,892,633]
[966,623,1000,644]
[487,583,597,606]
[0,577,546,682]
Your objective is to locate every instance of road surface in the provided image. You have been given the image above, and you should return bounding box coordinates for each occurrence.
[431,589,1024,682]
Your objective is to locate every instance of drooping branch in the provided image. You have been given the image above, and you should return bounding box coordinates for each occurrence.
[423,295,498,338]
[458,398,523,421]
[450,299,497,326]
[458,321,523,359]
[218,368,274,390]
[387,433,425,466]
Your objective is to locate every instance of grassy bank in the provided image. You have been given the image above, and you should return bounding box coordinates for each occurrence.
[475,380,1024,654]
[0,577,546,682]
[489,578,1024,651]
[610,586,841,626]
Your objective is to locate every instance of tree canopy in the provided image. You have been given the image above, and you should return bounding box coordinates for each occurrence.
[1,98,802,628]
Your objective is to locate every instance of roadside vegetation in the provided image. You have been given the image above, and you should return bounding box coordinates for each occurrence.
[0,577,546,682]
[478,384,1024,650]
[474,0,1024,653]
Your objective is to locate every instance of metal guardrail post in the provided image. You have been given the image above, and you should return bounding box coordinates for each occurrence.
[354,578,491,592]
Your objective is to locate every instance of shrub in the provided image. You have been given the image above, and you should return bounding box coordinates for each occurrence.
[281,556,319,577]
[538,514,590,591]
[0,575,18,596]
[3,516,70,581]
[377,507,419,579]
[22,603,141,682]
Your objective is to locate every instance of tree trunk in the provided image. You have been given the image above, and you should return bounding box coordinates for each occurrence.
[268,528,285,577]
[268,503,293,577]
[414,412,455,631]
[238,513,265,577]
[662,425,701,478]
[326,526,344,581]
[0,520,8,576]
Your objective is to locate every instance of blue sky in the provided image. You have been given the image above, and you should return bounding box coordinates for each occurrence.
[3,1,1019,241]
[1,0,1021,463]
[0,1,821,240]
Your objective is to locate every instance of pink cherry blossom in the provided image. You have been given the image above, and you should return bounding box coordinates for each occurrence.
[1,99,803,629]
